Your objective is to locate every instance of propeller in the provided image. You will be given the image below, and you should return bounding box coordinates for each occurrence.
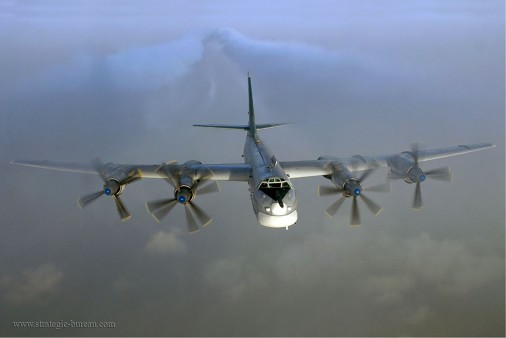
[388,144,452,209]
[145,166,220,233]
[77,159,141,222]
[318,169,390,226]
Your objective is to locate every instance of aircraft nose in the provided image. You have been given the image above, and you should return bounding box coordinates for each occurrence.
[270,202,288,216]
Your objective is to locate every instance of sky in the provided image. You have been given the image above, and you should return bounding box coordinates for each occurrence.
[0,0,504,336]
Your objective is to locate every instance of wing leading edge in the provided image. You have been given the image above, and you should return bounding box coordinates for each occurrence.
[10,160,252,181]
[11,143,494,180]
[280,143,495,178]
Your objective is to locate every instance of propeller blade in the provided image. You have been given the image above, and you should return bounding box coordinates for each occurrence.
[121,169,143,185]
[360,194,383,216]
[364,182,390,193]
[350,196,361,226]
[196,181,220,195]
[78,159,138,220]
[113,195,131,221]
[411,143,420,166]
[200,167,216,181]
[77,191,104,208]
[188,202,212,228]
[146,198,178,222]
[425,166,450,176]
[412,182,423,209]
[184,205,200,233]
[162,176,177,188]
[318,185,342,197]
[157,164,178,188]
[358,168,375,183]
[325,196,346,218]
[387,173,405,181]
[91,158,107,182]
[426,167,452,182]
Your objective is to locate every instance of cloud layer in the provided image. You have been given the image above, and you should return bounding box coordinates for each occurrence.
[1,263,63,305]
[1,0,504,336]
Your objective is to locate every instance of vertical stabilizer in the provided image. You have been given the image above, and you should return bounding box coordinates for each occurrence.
[193,75,290,132]
[248,74,258,140]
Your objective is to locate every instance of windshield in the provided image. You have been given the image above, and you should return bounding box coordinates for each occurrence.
[258,177,291,206]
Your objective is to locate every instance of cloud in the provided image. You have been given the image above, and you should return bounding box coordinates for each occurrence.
[12,35,203,96]
[360,232,504,311]
[0,263,63,305]
[402,232,504,294]
[199,229,503,335]
[205,27,388,93]
[204,256,269,300]
[113,277,136,292]
[145,230,187,255]
[207,230,503,304]
[365,274,415,303]
[405,305,432,326]
[106,36,203,91]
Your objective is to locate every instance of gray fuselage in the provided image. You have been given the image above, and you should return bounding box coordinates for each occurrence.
[243,134,297,227]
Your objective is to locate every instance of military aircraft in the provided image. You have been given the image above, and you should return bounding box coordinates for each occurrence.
[11,75,495,232]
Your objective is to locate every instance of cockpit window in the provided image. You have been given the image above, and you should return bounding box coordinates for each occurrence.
[258,177,292,206]
[259,177,291,188]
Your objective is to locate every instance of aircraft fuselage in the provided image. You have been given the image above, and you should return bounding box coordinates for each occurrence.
[244,135,297,228]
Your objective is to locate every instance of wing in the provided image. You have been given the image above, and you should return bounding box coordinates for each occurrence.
[11,142,494,180]
[156,163,251,181]
[10,159,251,226]
[365,142,495,171]
[10,159,252,181]
[281,143,495,178]
[190,164,251,181]
[394,143,496,163]
[11,159,99,174]
[279,160,333,178]
[10,159,163,177]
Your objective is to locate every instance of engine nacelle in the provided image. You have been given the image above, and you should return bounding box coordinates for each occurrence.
[169,160,206,204]
[103,163,131,182]
[103,179,123,196]
[158,160,209,205]
[405,166,426,184]
[175,185,194,204]
[100,164,138,196]
[342,178,362,197]
[386,154,426,183]
[325,165,362,197]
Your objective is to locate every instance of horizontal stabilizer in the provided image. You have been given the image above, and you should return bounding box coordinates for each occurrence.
[193,123,290,130]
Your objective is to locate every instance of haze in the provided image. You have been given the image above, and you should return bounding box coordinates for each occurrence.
[0,1,504,336]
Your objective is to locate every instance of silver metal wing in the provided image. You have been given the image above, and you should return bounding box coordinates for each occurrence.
[10,160,252,181]
[280,143,495,178]
[10,159,252,225]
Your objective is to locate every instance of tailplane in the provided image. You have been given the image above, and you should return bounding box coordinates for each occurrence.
[193,74,289,136]
[192,123,289,130]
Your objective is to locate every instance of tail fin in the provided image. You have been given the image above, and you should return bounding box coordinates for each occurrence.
[193,74,290,136]
[247,74,257,139]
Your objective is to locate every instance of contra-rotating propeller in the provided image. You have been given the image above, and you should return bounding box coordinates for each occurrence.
[145,165,220,233]
[77,159,141,221]
[388,143,452,209]
[318,168,390,226]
